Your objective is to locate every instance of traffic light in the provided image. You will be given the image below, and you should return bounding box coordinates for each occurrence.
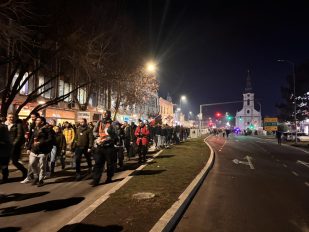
[227,115,233,121]
[215,112,222,118]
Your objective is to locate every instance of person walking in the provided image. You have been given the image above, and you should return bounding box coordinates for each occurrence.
[6,113,28,179]
[0,117,11,184]
[74,118,93,181]
[51,126,67,174]
[123,121,133,159]
[21,112,39,184]
[63,122,75,167]
[114,121,125,170]
[28,117,55,187]
[135,120,150,164]
[276,130,282,145]
[91,110,116,186]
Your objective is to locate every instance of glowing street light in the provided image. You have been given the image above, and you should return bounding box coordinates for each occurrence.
[38,100,46,105]
[146,61,157,73]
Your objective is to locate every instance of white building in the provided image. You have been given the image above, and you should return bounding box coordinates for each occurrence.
[235,71,262,131]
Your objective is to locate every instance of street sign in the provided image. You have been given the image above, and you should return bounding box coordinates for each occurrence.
[263,117,278,131]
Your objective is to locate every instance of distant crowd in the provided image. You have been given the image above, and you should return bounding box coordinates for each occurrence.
[0,111,190,187]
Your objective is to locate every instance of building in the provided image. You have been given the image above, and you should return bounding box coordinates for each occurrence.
[235,71,262,131]
[159,95,174,125]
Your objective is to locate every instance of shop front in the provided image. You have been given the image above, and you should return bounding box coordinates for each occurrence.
[46,108,76,125]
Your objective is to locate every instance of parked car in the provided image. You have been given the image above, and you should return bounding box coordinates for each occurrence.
[283,132,309,142]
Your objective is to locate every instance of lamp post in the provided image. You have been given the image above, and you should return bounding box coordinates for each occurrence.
[277,59,297,143]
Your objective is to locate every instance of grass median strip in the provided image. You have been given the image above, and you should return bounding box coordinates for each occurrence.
[73,138,210,232]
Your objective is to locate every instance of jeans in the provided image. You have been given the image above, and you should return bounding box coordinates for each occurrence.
[29,152,47,181]
[156,135,162,147]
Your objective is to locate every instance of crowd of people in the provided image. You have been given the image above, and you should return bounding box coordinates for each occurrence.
[0,110,190,187]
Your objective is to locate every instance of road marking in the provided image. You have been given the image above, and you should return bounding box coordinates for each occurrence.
[297,160,309,168]
[233,156,255,170]
[305,182,309,187]
[282,164,287,168]
[291,171,299,176]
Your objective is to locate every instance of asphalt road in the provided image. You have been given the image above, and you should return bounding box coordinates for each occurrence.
[175,135,309,232]
[0,157,140,232]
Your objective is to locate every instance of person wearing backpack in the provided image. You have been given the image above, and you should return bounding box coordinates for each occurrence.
[5,113,28,180]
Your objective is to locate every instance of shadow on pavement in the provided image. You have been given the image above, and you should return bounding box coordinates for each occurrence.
[154,154,175,159]
[0,227,21,232]
[0,192,49,204]
[0,197,84,217]
[58,223,123,232]
[131,169,166,176]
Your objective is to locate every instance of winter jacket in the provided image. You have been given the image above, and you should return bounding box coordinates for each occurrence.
[135,125,150,146]
[75,125,93,149]
[124,125,134,142]
[7,122,25,147]
[28,125,55,154]
[93,119,116,147]
[63,128,75,144]
[115,126,125,146]
[0,124,11,158]
[55,132,67,155]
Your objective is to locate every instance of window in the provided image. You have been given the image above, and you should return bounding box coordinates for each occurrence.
[12,72,29,95]
[77,88,87,104]
[247,99,250,106]
[247,110,250,114]
[64,82,72,102]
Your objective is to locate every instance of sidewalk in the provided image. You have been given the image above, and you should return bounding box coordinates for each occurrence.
[59,138,211,232]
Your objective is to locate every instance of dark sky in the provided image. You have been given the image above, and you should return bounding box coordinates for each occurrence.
[126,0,309,118]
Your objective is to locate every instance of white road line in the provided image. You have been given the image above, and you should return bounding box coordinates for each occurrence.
[297,160,309,168]
[282,164,287,168]
[291,171,299,176]
[305,182,309,187]
[245,156,255,170]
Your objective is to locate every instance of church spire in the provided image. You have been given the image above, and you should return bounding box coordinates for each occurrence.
[245,70,253,93]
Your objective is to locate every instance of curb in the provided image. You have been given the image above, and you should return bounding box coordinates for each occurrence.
[150,135,215,232]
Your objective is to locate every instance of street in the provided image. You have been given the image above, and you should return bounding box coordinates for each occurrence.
[0,158,140,232]
[175,135,309,232]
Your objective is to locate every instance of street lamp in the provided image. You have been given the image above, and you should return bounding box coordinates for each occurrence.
[145,61,157,73]
[277,59,297,143]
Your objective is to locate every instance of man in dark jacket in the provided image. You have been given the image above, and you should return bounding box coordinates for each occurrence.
[123,121,134,159]
[91,110,116,186]
[28,116,55,187]
[6,113,27,179]
[0,117,11,183]
[114,122,125,169]
[75,118,93,181]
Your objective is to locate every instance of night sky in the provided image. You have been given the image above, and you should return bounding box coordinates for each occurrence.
[127,0,309,118]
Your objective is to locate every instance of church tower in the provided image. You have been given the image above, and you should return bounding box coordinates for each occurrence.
[235,70,262,131]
